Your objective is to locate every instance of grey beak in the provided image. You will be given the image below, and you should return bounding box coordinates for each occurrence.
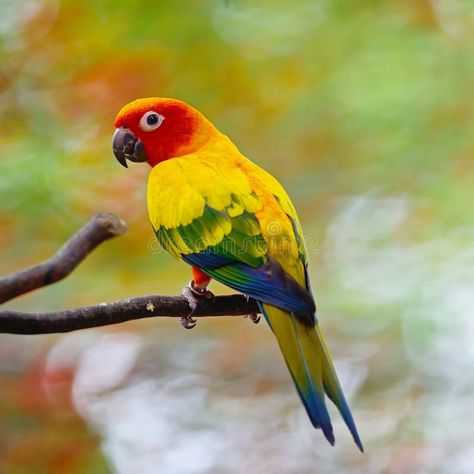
[112,128,148,168]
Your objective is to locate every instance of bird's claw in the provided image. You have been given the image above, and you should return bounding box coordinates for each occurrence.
[180,281,215,329]
[249,313,261,324]
[242,295,260,324]
[180,314,197,330]
[243,313,261,324]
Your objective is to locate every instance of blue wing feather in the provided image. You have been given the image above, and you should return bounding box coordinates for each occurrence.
[183,252,315,316]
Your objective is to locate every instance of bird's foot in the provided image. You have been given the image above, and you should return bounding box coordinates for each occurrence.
[186,280,215,301]
[180,281,215,329]
[242,295,260,324]
[180,313,197,330]
[243,313,260,324]
[249,313,261,324]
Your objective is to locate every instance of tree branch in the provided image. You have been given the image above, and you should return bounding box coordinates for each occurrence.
[0,294,259,334]
[0,213,260,335]
[0,212,128,304]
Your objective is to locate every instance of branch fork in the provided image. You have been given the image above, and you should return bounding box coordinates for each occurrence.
[0,213,259,335]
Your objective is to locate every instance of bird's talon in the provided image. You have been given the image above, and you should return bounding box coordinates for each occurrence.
[180,315,197,329]
[250,313,260,324]
[181,285,198,315]
[181,281,215,328]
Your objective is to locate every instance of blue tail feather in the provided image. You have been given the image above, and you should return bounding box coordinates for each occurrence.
[259,303,363,451]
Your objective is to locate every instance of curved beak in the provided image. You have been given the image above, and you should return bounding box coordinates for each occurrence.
[112,128,148,168]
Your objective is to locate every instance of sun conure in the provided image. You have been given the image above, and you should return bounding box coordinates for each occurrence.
[112,97,363,451]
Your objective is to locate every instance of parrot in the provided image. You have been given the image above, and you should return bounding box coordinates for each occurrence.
[112,97,363,451]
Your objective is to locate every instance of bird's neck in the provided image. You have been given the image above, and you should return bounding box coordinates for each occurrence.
[148,120,220,167]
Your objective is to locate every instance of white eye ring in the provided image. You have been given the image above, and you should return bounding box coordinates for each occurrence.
[139,111,165,131]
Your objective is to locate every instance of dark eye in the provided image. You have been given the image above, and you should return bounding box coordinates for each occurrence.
[139,111,165,131]
[147,113,159,125]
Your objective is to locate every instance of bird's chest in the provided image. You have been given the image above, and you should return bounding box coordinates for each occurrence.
[146,156,253,230]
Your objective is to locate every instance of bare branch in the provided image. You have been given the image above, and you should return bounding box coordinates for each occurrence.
[0,212,260,334]
[0,213,127,304]
[0,294,260,334]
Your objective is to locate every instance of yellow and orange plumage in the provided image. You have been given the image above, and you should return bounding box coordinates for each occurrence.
[113,98,363,451]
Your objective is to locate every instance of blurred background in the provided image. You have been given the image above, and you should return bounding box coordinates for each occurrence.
[1,1,474,473]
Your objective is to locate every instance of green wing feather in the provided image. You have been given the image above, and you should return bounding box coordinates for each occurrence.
[155,206,266,266]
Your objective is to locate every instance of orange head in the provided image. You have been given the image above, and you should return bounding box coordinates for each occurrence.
[112,98,215,167]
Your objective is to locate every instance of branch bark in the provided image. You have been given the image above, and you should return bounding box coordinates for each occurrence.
[0,294,259,334]
[0,212,128,304]
[0,213,259,335]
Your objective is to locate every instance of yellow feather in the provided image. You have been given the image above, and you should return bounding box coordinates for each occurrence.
[147,141,257,230]
[147,131,305,285]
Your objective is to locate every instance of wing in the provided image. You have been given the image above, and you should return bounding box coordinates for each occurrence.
[147,153,315,317]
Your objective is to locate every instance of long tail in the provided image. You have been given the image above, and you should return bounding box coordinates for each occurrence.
[259,303,363,452]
